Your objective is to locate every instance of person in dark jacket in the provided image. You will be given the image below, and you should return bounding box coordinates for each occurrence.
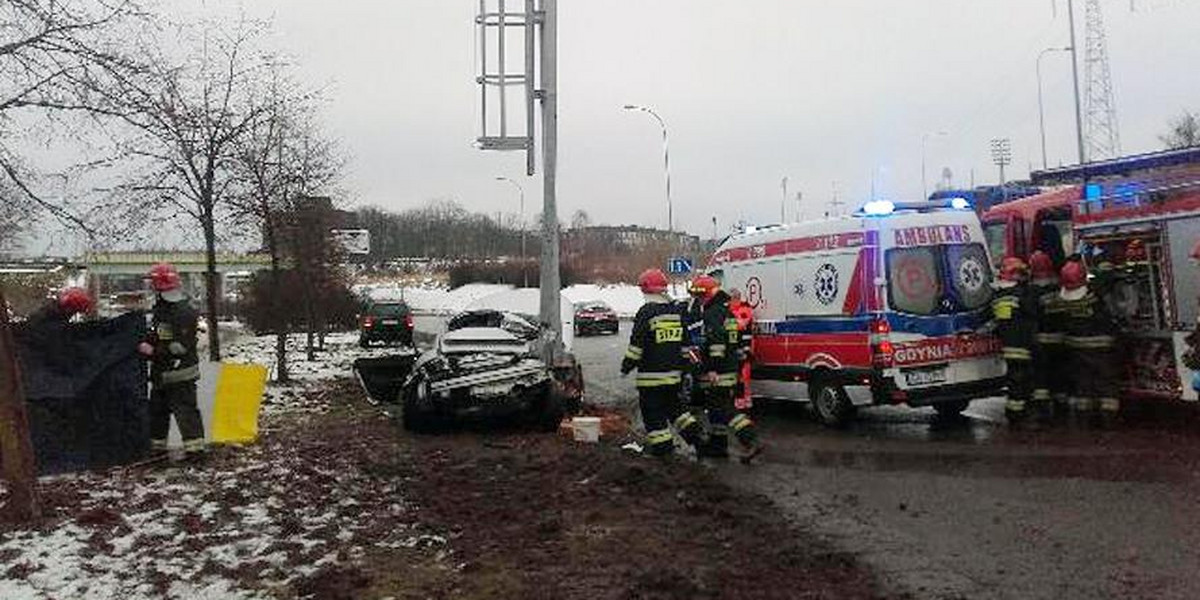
[622,269,704,456]
[28,287,93,325]
[691,275,763,463]
[138,263,205,461]
[1059,259,1120,425]
[1030,251,1069,420]
[992,257,1038,424]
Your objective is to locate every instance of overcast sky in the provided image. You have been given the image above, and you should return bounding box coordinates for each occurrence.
[31,0,1200,253]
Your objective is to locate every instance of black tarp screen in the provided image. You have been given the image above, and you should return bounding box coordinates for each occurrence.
[13,312,149,474]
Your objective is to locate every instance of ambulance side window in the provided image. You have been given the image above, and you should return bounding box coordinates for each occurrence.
[886,247,942,316]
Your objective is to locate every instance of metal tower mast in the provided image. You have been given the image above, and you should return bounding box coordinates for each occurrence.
[1082,0,1121,160]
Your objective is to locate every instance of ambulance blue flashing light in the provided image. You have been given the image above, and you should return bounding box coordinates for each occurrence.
[949,197,971,210]
[862,200,896,216]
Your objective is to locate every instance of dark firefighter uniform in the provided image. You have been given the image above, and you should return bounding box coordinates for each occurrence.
[1035,283,1070,415]
[992,281,1038,419]
[147,298,205,456]
[699,289,760,457]
[622,295,704,456]
[1062,289,1120,416]
[681,295,707,408]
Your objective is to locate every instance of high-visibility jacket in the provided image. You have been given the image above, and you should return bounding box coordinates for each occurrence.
[991,283,1038,361]
[623,294,687,388]
[1060,288,1117,350]
[148,298,201,387]
[701,291,740,388]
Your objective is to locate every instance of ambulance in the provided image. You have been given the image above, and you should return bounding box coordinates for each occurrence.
[709,199,1006,426]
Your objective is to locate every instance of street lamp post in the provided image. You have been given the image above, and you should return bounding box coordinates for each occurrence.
[623,104,673,232]
[495,176,527,287]
[921,131,947,200]
[1037,46,1073,169]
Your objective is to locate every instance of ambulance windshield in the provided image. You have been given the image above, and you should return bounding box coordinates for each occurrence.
[886,243,992,315]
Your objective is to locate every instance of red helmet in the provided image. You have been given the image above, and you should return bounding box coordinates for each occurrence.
[1060,260,1088,290]
[689,275,720,300]
[998,256,1029,283]
[148,263,182,292]
[1029,251,1056,281]
[1191,240,1200,262]
[57,287,92,316]
[637,269,669,294]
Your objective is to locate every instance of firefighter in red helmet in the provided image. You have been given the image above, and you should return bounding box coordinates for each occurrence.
[138,263,205,462]
[689,274,763,463]
[992,257,1038,423]
[727,288,755,410]
[1059,257,1120,425]
[622,269,704,456]
[29,287,93,325]
[1029,251,1067,418]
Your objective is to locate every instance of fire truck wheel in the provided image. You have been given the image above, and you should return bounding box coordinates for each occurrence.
[932,399,970,417]
[811,382,856,428]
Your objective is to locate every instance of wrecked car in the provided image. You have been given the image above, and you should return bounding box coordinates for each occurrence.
[398,309,582,432]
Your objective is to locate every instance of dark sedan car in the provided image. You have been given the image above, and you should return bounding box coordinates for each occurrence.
[573,301,619,336]
[359,301,415,348]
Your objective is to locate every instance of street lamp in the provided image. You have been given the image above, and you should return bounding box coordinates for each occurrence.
[495,176,527,287]
[921,131,948,200]
[623,104,673,232]
[1037,46,1073,169]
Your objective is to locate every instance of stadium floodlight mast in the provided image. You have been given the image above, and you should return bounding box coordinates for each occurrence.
[623,104,674,232]
[495,176,528,287]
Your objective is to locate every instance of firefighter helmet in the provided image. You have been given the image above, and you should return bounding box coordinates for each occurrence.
[689,275,720,300]
[147,263,182,292]
[1029,251,1056,281]
[637,269,669,294]
[57,287,92,316]
[998,256,1029,283]
[1060,259,1088,291]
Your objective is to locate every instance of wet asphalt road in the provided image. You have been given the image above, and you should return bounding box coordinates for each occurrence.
[570,322,1200,600]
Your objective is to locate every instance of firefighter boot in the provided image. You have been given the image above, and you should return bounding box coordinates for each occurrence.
[697,426,730,459]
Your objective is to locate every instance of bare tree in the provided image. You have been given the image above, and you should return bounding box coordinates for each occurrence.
[1161,110,1200,150]
[100,17,275,360]
[228,74,343,381]
[0,0,142,523]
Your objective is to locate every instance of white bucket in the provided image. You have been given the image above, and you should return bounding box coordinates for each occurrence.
[571,417,602,443]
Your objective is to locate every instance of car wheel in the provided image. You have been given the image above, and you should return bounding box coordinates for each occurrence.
[932,399,971,417]
[401,380,437,433]
[533,386,567,432]
[810,381,856,428]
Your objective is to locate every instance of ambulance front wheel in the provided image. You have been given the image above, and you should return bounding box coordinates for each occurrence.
[811,382,856,428]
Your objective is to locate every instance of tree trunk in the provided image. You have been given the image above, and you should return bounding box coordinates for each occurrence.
[265,219,288,383]
[0,288,40,522]
[202,209,221,362]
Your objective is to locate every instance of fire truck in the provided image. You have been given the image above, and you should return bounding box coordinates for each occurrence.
[981,147,1200,402]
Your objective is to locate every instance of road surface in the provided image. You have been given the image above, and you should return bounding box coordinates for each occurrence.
[571,321,1200,600]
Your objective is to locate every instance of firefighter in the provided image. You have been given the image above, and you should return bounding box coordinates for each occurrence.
[137,263,205,462]
[691,275,764,462]
[29,287,93,325]
[621,269,705,456]
[1030,251,1067,419]
[680,278,708,411]
[992,257,1038,423]
[727,288,754,410]
[1059,259,1121,424]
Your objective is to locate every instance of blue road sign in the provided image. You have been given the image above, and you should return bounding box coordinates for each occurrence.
[668,257,693,275]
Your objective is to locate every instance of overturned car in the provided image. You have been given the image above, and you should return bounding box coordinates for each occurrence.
[399,309,583,432]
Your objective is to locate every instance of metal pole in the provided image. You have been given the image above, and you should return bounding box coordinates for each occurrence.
[524,0,536,175]
[780,176,788,223]
[538,0,562,352]
[1037,47,1072,170]
[624,105,673,232]
[498,0,507,139]
[1067,0,1087,164]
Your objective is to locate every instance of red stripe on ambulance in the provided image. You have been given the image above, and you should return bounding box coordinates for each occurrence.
[712,231,879,265]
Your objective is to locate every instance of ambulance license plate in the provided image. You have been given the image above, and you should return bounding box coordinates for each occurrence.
[903,366,947,387]
[381,319,399,325]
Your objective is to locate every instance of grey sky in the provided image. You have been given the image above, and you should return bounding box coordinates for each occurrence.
[37,0,1200,250]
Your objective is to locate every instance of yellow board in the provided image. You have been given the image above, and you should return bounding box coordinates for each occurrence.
[210,363,268,444]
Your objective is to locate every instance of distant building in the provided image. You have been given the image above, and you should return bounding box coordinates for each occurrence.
[562,225,701,255]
